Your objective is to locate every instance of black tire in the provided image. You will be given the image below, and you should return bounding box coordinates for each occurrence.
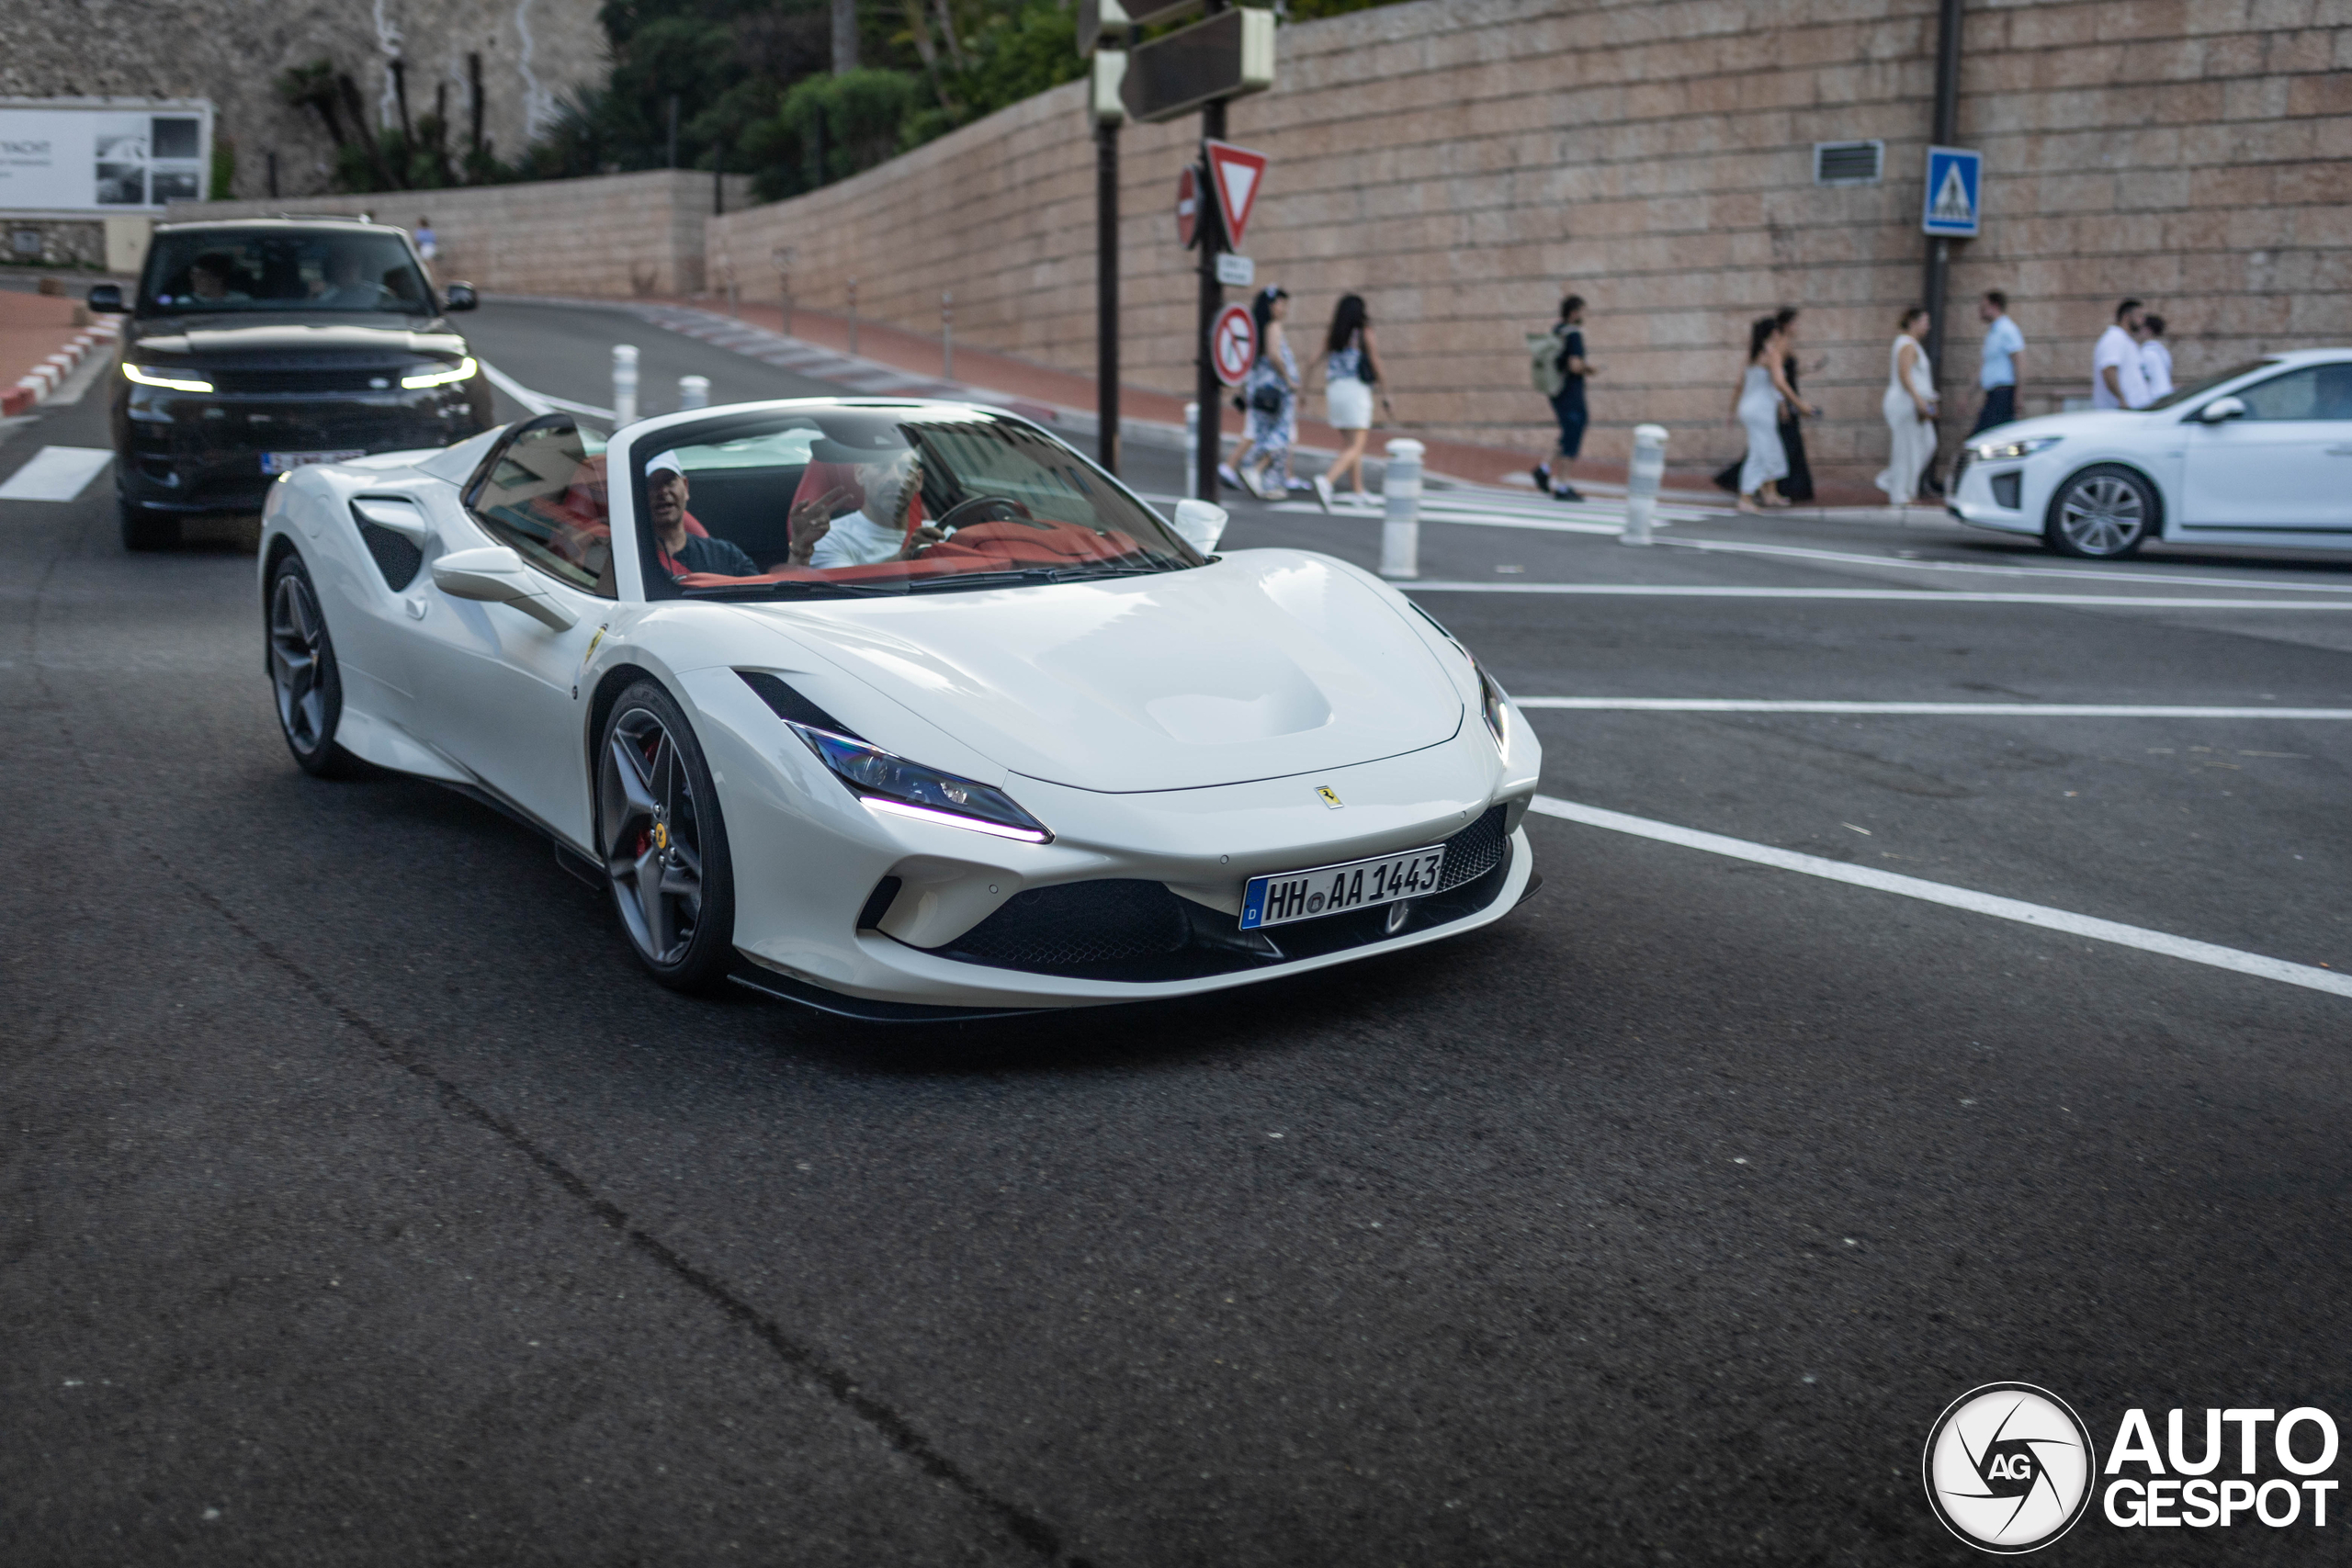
[119,494,179,551]
[2043,464,2156,558]
[595,679,738,993]
[266,552,361,778]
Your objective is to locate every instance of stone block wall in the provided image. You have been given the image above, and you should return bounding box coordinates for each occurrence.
[711,0,2352,484]
[172,172,753,299]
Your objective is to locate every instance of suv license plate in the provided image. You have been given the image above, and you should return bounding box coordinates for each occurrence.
[261,450,365,475]
[1241,844,1446,931]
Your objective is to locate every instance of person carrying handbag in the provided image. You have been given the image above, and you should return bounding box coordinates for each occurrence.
[1220,286,1297,501]
[1312,294,1393,510]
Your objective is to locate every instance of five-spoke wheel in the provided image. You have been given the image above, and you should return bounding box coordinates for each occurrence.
[596,681,735,989]
[268,554,354,776]
[2045,464,2156,558]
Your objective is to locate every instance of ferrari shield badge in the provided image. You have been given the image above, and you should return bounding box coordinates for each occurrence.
[1316,785,1342,809]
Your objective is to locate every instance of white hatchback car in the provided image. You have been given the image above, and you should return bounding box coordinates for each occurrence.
[1948,348,2352,558]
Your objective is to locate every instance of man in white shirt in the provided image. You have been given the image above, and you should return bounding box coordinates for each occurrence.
[2091,298,2148,410]
[2139,314,2175,400]
[1971,289,2026,434]
[794,446,947,569]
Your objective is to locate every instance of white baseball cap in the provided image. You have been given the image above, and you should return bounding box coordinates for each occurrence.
[646,450,684,478]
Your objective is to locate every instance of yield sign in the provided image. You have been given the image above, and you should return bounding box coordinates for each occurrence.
[1204,139,1268,249]
[1209,301,1256,387]
[1176,164,1200,249]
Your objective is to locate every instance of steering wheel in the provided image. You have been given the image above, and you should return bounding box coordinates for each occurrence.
[933,494,1035,535]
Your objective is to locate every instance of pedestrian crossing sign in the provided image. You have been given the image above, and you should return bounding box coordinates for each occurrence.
[1923,145,1982,237]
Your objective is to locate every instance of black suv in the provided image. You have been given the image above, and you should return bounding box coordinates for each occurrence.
[91,218,494,549]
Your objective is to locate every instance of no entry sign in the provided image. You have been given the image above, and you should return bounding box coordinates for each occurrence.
[1210,302,1256,387]
[1176,164,1200,248]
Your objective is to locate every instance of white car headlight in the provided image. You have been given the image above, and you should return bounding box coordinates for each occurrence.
[122,363,214,392]
[790,722,1053,843]
[1476,660,1510,752]
[1969,434,2063,462]
[401,356,479,389]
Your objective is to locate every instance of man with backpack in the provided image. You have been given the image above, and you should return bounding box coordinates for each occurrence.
[1530,294,1598,502]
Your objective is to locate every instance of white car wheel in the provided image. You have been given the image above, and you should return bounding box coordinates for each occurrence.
[2045,465,2154,559]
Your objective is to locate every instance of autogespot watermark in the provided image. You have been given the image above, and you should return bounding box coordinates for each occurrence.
[1925,1384,2342,1552]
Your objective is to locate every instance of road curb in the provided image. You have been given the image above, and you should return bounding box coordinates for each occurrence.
[5,318,119,416]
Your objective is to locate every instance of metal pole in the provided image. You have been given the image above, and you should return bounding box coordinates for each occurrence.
[1920,0,1963,431]
[1183,402,1199,500]
[775,246,793,336]
[611,344,639,425]
[1194,72,1227,503]
[1096,116,1122,475]
[848,277,859,357]
[942,290,954,381]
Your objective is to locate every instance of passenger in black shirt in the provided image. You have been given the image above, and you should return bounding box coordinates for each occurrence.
[647,453,759,577]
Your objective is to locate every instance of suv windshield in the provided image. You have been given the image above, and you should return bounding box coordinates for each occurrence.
[141,229,432,316]
[635,407,1202,599]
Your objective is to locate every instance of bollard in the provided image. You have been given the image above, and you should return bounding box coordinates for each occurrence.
[1378,438,1425,580]
[611,344,639,426]
[677,374,709,411]
[1621,423,1669,546]
[1183,402,1200,500]
[942,291,954,381]
[847,278,859,357]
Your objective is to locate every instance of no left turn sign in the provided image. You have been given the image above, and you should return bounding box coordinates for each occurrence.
[1210,302,1256,387]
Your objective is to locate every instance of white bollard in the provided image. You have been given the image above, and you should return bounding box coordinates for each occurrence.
[611,344,639,425]
[1378,438,1425,580]
[1621,423,1669,546]
[1183,401,1200,501]
[677,374,710,411]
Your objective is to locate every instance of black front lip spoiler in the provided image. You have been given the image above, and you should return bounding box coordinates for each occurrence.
[728,964,1048,1024]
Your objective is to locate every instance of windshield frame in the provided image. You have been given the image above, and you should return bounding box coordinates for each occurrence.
[2146,356,2280,414]
[136,225,438,319]
[617,400,1207,604]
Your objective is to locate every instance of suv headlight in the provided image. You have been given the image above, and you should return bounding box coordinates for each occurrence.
[789,723,1052,843]
[1969,434,2063,462]
[123,363,213,392]
[401,356,479,389]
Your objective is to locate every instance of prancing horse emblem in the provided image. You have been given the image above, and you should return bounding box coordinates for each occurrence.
[1315,785,1342,809]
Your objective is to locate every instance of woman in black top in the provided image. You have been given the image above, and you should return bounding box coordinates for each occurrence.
[1715,306,1817,502]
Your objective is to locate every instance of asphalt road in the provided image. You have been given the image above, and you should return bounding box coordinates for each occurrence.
[6,299,2350,1566]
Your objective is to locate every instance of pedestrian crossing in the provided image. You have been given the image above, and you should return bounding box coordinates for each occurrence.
[1266,483,1729,536]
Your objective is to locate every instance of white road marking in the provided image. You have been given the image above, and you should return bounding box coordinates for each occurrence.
[1527,795,2352,1000]
[1404,582,2352,607]
[0,445,112,502]
[1514,699,2352,718]
[1661,534,2352,593]
[477,360,615,421]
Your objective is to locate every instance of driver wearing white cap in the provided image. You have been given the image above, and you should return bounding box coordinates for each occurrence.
[646,451,760,577]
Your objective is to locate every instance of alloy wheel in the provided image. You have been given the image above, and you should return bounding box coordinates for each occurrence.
[2056,474,2147,556]
[269,570,331,754]
[598,706,706,965]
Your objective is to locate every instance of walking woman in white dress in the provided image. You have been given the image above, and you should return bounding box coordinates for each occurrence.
[1731,316,1792,513]
[1876,306,1939,504]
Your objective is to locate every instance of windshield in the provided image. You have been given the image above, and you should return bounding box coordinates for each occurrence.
[140,229,433,316]
[633,407,1203,599]
[2145,357,2276,412]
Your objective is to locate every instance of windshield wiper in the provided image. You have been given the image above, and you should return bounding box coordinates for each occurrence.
[903,563,1169,592]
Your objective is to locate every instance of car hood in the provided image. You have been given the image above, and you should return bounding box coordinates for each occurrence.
[736,550,1466,793]
[1970,407,2171,446]
[129,318,465,359]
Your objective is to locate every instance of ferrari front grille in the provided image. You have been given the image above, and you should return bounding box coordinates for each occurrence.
[945,880,1190,967]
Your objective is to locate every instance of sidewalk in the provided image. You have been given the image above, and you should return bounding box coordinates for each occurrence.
[1,288,119,417]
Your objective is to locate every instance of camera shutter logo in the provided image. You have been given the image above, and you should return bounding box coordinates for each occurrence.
[1924,1383,2097,1553]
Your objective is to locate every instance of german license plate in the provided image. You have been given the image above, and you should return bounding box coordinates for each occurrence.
[1241,843,1446,930]
[261,450,364,475]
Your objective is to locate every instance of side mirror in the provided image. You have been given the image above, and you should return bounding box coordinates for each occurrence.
[86,284,126,313]
[443,281,478,312]
[1170,498,1228,556]
[431,545,577,629]
[2198,396,2246,423]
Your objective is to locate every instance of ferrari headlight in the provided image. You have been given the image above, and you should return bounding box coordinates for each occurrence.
[1968,434,2063,462]
[1476,660,1510,753]
[790,724,1053,843]
[122,363,214,393]
[401,356,479,389]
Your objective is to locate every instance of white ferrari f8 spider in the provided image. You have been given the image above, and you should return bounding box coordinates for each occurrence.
[258,399,1541,1017]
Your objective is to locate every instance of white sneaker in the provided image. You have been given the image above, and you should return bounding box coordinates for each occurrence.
[1217,463,1241,490]
[1312,474,1335,513]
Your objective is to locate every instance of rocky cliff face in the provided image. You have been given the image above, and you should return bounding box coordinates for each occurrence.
[0,0,605,200]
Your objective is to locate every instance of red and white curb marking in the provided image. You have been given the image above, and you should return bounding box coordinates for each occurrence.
[5,318,121,417]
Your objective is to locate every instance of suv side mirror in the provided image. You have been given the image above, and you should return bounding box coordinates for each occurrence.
[2197,396,2246,423]
[1170,498,1228,555]
[442,282,478,312]
[86,284,126,313]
